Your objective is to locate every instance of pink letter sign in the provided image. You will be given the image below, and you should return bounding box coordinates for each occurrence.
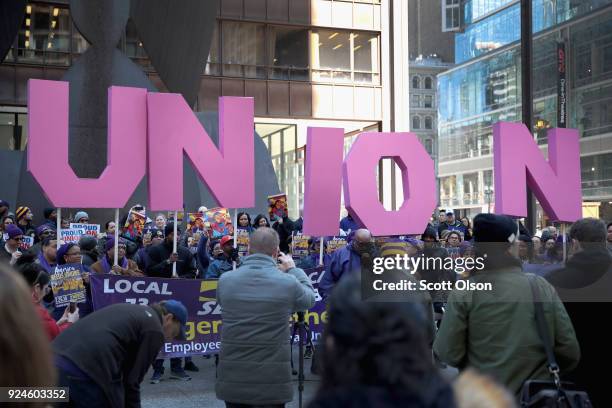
[343,132,436,236]
[493,122,581,222]
[302,127,345,236]
[27,79,147,208]
[147,95,254,211]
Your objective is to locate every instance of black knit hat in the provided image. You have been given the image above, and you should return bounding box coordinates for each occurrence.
[473,213,519,243]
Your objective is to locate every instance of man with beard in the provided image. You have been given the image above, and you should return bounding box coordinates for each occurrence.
[319,228,376,300]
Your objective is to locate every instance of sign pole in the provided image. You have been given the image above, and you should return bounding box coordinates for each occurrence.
[114,208,119,266]
[562,223,567,263]
[233,208,238,271]
[319,237,324,266]
[172,210,178,277]
[56,208,61,250]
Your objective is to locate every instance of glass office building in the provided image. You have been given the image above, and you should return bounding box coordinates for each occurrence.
[438,0,612,222]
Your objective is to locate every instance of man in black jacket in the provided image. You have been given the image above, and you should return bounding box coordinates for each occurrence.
[146,223,196,279]
[53,301,187,408]
[545,218,612,407]
[146,223,197,380]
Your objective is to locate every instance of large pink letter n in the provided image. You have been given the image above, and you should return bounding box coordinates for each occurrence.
[494,122,581,222]
[27,80,146,208]
[147,95,254,211]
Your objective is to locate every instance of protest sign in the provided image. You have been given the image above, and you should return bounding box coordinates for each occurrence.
[168,210,185,223]
[204,208,232,239]
[51,263,87,307]
[19,236,34,251]
[60,228,86,244]
[70,223,100,237]
[188,213,205,233]
[236,228,250,258]
[90,267,328,357]
[326,237,347,254]
[268,194,288,221]
[91,275,222,358]
[291,233,310,261]
[123,207,146,240]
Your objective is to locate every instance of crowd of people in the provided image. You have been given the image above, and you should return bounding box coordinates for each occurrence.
[0,197,609,407]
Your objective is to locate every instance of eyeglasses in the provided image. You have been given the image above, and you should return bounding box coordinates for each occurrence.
[12,236,23,242]
[66,251,81,257]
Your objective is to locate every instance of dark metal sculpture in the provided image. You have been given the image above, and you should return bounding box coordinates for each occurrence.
[5,0,280,223]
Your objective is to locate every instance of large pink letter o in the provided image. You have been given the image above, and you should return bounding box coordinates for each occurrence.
[343,132,436,236]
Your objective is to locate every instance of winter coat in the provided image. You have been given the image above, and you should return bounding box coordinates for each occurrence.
[433,264,580,395]
[215,254,316,405]
[319,245,362,300]
[36,303,70,340]
[272,216,295,253]
[145,241,195,279]
[545,248,612,407]
[91,256,144,277]
[205,254,236,279]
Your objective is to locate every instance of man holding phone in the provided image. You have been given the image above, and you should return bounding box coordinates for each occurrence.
[216,227,316,407]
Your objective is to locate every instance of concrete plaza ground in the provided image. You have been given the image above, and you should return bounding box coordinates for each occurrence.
[141,352,319,408]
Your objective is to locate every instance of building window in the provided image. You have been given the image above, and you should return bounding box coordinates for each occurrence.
[269,26,309,81]
[205,22,220,75]
[256,123,300,219]
[412,75,420,89]
[424,139,434,155]
[124,19,151,70]
[412,116,421,129]
[424,76,433,89]
[16,4,72,65]
[0,111,28,151]
[442,0,461,32]
[424,95,434,108]
[411,94,421,108]
[311,29,380,85]
[222,21,266,79]
[425,116,433,129]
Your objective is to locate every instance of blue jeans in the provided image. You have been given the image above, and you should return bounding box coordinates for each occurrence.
[57,367,108,408]
[152,358,183,372]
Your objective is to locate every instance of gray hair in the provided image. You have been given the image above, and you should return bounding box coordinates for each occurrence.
[249,227,280,256]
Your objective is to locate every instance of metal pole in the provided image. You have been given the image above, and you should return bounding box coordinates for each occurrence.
[172,210,178,277]
[56,208,61,250]
[113,208,119,266]
[233,209,238,271]
[521,0,537,234]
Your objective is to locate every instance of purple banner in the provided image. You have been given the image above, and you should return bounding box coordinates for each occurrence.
[90,267,327,357]
[90,274,222,358]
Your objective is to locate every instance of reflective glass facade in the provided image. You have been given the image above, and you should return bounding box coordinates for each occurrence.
[439,2,612,212]
[456,0,612,64]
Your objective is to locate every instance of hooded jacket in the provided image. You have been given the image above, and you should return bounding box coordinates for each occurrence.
[216,254,316,405]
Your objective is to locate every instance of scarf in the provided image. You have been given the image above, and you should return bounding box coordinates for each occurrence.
[101,255,128,274]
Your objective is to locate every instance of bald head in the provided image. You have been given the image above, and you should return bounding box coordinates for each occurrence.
[249,227,280,257]
[354,228,372,243]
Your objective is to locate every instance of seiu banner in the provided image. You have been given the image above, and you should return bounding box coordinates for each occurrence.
[90,267,327,358]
